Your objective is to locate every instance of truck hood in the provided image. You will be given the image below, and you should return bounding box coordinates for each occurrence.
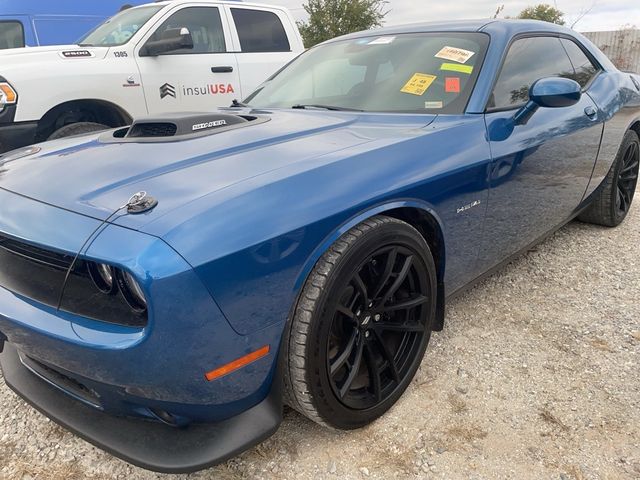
[0,44,109,63]
[0,109,436,235]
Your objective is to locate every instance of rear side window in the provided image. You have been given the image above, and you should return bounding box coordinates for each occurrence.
[147,7,226,54]
[560,38,600,87]
[489,36,576,109]
[0,21,24,49]
[231,8,290,53]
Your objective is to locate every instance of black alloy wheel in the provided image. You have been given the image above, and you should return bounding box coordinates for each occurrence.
[284,216,437,429]
[327,245,429,410]
[616,138,639,217]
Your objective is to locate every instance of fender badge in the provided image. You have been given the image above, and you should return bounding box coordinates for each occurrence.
[125,191,158,214]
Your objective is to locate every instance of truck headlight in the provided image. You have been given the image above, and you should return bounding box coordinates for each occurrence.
[0,82,17,110]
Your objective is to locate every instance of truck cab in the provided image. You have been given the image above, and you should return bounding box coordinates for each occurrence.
[0,1,304,152]
[0,0,150,49]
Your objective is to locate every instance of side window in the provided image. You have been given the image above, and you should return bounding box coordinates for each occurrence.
[489,37,575,109]
[147,7,226,54]
[231,9,290,53]
[560,39,599,88]
[0,21,25,49]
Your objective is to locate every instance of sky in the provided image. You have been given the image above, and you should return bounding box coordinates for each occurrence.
[259,0,640,32]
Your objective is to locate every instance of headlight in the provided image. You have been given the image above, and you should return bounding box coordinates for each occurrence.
[0,82,17,109]
[117,270,147,312]
[88,262,115,293]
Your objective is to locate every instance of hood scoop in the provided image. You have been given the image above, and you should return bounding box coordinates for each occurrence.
[106,112,268,143]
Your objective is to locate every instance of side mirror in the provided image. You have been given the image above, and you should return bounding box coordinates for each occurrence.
[139,27,193,57]
[513,77,582,125]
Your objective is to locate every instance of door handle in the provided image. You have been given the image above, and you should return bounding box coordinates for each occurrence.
[584,106,597,119]
[211,66,234,73]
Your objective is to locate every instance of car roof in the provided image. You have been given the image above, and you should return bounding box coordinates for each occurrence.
[329,19,577,42]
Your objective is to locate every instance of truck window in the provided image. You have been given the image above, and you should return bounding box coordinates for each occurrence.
[79,5,162,46]
[147,7,226,54]
[0,21,24,49]
[231,9,290,53]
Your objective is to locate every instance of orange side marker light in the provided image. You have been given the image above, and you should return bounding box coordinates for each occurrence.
[205,345,270,381]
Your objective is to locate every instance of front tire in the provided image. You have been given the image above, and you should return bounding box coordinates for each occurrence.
[579,130,639,227]
[284,216,437,429]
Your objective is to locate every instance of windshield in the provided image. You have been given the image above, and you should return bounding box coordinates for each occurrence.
[246,33,488,114]
[78,5,162,47]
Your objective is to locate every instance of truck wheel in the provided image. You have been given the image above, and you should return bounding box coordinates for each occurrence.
[283,215,437,429]
[48,122,109,140]
[579,130,639,227]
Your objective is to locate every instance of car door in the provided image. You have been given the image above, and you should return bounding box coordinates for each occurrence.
[135,4,240,114]
[477,35,604,272]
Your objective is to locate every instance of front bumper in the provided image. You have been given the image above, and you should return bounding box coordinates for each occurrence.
[0,343,282,473]
[0,120,38,154]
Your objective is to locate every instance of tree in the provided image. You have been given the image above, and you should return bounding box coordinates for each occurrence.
[297,0,388,48]
[516,4,565,25]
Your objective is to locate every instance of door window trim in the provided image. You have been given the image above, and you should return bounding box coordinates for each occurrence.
[484,32,604,113]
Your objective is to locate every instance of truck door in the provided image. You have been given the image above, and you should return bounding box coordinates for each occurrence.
[135,5,240,114]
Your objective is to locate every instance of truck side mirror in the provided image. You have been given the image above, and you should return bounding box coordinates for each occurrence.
[139,27,193,57]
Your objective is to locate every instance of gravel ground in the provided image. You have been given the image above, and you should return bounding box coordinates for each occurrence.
[1,189,639,480]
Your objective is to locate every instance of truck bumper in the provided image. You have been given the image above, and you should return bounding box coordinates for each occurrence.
[0,342,283,473]
[0,121,38,153]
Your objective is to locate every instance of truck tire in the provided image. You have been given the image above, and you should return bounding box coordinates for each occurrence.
[48,122,109,140]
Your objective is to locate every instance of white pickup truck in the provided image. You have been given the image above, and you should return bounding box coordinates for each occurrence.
[0,0,304,152]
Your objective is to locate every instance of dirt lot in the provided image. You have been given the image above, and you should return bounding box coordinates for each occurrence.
[1,192,639,480]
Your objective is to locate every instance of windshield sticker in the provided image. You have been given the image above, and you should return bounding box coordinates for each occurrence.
[368,36,396,45]
[440,63,474,74]
[424,101,444,109]
[400,73,437,96]
[445,77,461,93]
[435,46,475,64]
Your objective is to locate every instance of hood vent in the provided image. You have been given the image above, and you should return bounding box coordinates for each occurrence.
[127,122,178,138]
[102,112,269,144]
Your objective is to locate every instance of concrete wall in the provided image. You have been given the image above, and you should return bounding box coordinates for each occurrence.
[583,29,640,73]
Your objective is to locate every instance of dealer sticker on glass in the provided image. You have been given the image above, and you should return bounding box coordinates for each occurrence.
[400,73,437,96]
[435,46,475,64]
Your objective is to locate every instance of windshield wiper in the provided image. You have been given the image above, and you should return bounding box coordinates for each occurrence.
[292,104,363,112]
[231,99,250,108]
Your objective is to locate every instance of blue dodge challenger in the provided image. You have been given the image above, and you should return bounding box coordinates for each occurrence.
[0,19,639,472]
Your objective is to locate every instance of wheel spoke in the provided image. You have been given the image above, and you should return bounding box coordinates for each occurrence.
[372,247,397,299]
[373,321,425,333]
[363,343,382,402]
[336,304,356,320]
[371,330,400,383]
[383,294,429,312]
[339,338,364,398]
[378,255,413,306]
[330,328,358,376]
[352,273,369,306]
[620,159,638,174]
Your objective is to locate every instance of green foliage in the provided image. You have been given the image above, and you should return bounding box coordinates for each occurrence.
[297,0,388,48]
[517,4,565,25]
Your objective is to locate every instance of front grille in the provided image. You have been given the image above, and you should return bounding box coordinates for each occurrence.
[0,234,69,307]
[127,122,177,138]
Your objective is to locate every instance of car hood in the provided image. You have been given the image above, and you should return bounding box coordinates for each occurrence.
[0,109,436,234]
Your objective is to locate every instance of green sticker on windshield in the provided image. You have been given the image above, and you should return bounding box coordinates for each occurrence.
[440,63,473,74]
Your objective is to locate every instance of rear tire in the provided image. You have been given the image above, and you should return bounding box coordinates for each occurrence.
[283,215,437,429]
[579,130,639,227]
[47,122,109,140]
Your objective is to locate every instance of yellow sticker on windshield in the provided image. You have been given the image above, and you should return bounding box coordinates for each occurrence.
[400,73,437,96]
[440,63,474,74]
